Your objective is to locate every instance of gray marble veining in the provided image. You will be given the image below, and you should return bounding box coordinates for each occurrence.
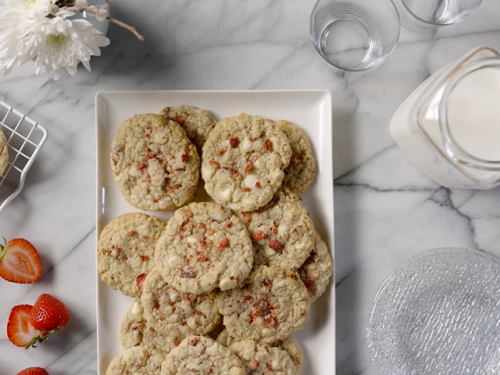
[0,0,499,374]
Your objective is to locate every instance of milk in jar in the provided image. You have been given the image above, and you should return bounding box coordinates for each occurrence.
[390,47,500,189]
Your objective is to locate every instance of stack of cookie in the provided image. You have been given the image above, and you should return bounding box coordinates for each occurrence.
[99,107,333,375]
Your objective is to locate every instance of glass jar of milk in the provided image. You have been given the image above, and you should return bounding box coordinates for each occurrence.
[390,47,500,189]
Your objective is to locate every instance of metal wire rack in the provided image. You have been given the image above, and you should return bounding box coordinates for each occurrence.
[0,101,48,212]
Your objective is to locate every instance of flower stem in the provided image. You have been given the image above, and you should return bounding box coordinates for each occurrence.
[106,16,144,41]
[65,3,144,41]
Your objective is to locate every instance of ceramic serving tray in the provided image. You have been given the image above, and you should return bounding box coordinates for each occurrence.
[95,90,335,375]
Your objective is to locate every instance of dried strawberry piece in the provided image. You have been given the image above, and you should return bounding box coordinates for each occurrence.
[254,299,271,316]
[231,169,241,180]
[169,184,182,191]
[197,254,209,262]
[253,231,268,241]
[230,137,239,148]
[219,238,229,249]
[179,269,197,278]
[209,160,220,170]
[179,218,190,231]
[174,115,184,125]
[269,240,281,253]
[241,212,252,222]
[136,273,147,291]
[244,161,253,173]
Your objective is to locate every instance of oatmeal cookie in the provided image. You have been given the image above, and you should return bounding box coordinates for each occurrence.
[219,266,310,343]
[110,113,199,211]
[277,120,316,194]
[160,105,217,154]
[97,213,165,298]
[216,330,303,370]
[160,336,246,375]
[229,340,299,375]
[272,336,303,370]
[0,126,8,176]
[155,202,253,294]
[141,270,221,337]
[106,346,165,375]
[298,231,333,303]
[238,188,315,270]
[120,299,182,353]
[201,113,292,212]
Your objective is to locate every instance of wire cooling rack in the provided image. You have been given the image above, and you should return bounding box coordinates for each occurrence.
[0,101,47,212]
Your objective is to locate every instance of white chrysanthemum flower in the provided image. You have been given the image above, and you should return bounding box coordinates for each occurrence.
[0,0,54,74]
[0,0,64,76]
[16,15,110,80]
[3,0,54,18]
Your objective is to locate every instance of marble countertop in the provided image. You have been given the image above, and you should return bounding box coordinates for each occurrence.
[1,1,500,374]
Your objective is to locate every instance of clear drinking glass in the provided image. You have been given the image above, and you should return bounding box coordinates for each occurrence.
[393,0,482,31]
[310,0,400,71]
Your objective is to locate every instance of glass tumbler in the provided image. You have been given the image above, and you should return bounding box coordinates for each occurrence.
[398,0,482,28]
[310,0,400,71]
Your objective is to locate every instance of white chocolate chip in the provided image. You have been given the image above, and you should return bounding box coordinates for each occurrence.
[261,328,272,337]
[270,169,284,185]
[168,255,182,267]
[274,279,287,288]
[270,136,282,151]
[202,164,215,179]
[272,358,280,369]
[131,301,143,315]
[253,157,264,169]
[220,278,236,291]
[244,175,259,188]
[265,247,276,257]
[153,131,168,144]
[241,137,252,152]
[277,223,289,238]
[316,241,328,257]
[220,188,233,201]
[242,196,256,207]
[186,236,198,244]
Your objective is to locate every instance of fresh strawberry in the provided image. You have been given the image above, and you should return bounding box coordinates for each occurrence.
[7,305,46,348]
[30,294,70,332]
[17,368,49,375]
[0,238,43,284]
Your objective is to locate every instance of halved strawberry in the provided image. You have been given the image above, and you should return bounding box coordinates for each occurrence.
[0,238,43,284]
[30,294,70,332]
[17,368,49,375]
[7,305,46,348]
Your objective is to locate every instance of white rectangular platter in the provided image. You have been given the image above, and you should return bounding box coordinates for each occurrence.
[95,90,335,375]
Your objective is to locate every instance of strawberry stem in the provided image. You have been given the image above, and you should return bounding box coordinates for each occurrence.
[0,237,7,259]
[25,334,50,349]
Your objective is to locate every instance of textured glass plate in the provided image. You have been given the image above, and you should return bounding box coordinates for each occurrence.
[95,90,335,375]
[367,248,500,375]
